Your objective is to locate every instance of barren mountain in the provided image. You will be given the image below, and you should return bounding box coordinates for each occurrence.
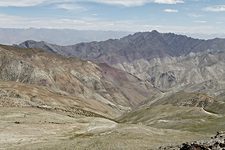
[0,44,158,119]
[19,30,225,61]
[0,43,207,150]
[2,31,225,149]
[19,31,225,92]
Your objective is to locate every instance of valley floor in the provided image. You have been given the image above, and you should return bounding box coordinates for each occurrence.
[0,107,210,150]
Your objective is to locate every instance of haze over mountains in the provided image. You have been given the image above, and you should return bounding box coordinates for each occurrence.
[1,30,225,149]
[1,28,225,46]
[0,28,130,45]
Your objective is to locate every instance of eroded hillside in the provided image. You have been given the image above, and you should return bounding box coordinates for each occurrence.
[0,45,159,119]
[19,31,225,92]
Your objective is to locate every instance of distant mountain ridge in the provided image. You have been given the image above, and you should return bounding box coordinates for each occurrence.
[19,30,225,62]
[18,30,225,93]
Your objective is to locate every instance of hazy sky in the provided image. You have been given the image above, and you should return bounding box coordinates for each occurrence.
[0,0,225,34]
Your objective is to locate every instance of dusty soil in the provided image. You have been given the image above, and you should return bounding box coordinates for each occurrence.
[0,107,208,150]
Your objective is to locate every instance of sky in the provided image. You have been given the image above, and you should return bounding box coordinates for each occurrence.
[0,0,225,35]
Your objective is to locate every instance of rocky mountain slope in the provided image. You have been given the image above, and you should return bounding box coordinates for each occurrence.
[19,31,225,93]
[0,44,158,119]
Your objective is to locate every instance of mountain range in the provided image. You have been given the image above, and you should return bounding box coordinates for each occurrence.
[19,30,225,93]
[1,30,225,149]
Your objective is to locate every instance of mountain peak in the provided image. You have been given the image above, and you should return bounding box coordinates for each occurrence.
[150,30,160,34]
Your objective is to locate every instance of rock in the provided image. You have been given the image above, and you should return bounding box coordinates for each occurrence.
[159,132,225,150]
[14,121,20,124]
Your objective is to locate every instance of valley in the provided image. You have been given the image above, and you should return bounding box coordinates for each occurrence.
[1,31,225,149]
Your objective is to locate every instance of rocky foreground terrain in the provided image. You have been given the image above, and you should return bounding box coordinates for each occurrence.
[1,31,225,149]
[160,131,225,150]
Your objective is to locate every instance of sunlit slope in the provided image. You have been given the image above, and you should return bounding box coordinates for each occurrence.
[118,91,225,134]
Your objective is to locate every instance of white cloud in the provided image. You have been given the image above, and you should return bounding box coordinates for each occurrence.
[55,3,87,11]
[0,13,223,35]
[88,0,184,7]
[164,9,178,13]
[154,0,183,4]
[0,0,184,7]
[194,20,207,23]
[56,3,75,10]
[204,5,225,12]
[0,0,75,7]
[188,13,203,18]
[0,0,48,7]
[0,13,141,30]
